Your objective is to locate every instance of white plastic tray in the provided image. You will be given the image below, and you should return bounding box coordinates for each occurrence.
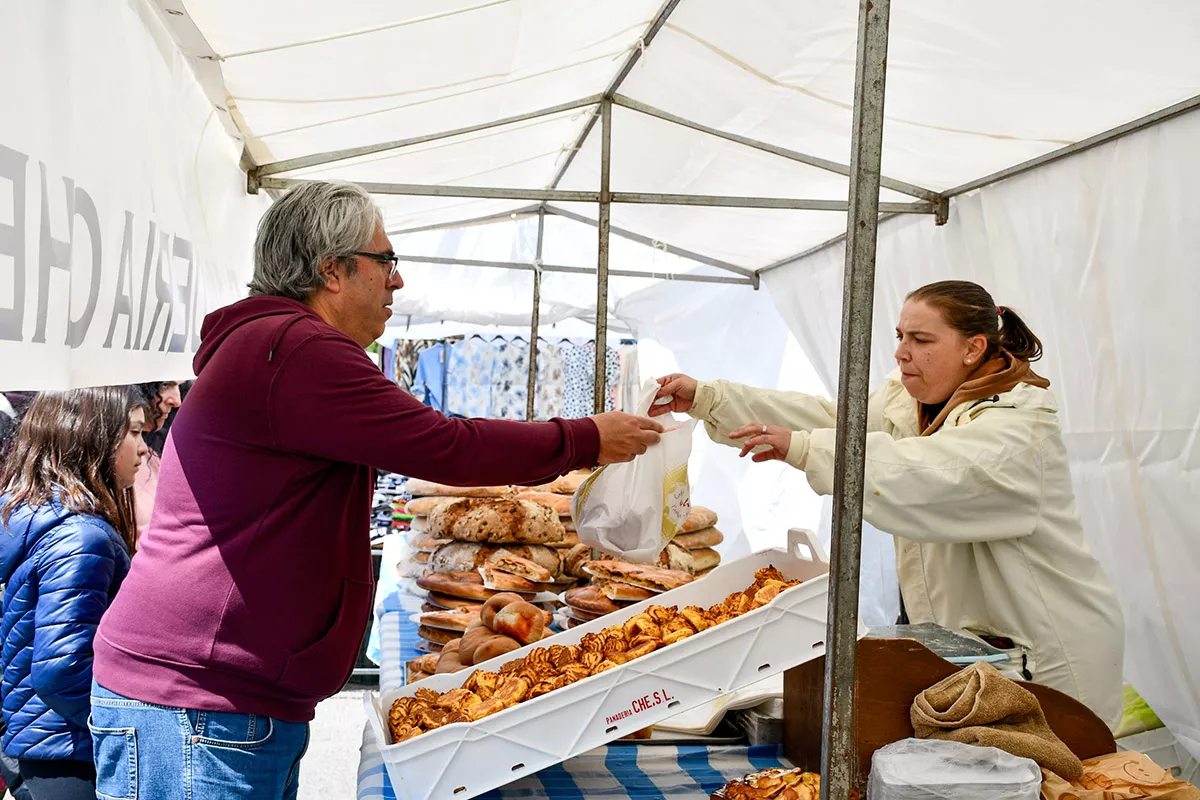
[366,529,858,800]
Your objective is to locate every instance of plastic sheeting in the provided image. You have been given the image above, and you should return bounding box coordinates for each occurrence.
[763,110,1200,758]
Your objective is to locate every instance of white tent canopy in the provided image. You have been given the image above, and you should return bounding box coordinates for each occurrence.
[2,0,1198,766]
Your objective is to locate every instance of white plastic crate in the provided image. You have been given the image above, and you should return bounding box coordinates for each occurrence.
[365,529,858,800]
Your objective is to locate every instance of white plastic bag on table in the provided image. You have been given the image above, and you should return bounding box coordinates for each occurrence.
[867,738,1041,800]
[571,379,697,561]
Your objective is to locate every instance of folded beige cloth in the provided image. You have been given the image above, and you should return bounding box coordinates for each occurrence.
[911,661,1084,781]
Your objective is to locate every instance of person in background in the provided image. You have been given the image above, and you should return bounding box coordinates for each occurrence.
[130,381,183,539]
[653,280,1124,727]
[90,180,663,799]
[0,388,146,799]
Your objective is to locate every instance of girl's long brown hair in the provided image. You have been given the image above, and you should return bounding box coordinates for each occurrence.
[0,387,141,552]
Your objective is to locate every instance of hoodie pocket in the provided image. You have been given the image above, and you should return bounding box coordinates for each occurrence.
[279,577,372,698]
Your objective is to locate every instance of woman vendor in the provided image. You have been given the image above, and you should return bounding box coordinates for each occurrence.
[651,280,1124,726]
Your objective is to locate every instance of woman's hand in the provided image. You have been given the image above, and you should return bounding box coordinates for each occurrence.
[730,423,791,462]
[650,374,698,417]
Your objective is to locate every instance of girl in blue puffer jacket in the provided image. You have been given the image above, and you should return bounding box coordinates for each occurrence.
[0,388,146,799]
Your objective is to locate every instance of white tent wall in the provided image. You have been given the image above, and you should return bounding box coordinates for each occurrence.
[763,108,1200,758]
[0,0,270,390]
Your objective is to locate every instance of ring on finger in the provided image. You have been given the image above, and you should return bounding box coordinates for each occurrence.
[761,424,767,434]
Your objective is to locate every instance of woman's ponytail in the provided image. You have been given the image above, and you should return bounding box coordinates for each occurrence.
[997,306,1043,362]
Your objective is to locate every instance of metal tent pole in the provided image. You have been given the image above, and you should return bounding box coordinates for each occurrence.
[594,99,613,414]
[526,209,545,421]
[821,0,891,798]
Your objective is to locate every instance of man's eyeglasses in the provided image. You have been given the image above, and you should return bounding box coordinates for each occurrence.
[350,251,402,281]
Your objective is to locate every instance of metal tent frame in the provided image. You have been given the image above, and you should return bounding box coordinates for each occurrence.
[225,1,1200,796]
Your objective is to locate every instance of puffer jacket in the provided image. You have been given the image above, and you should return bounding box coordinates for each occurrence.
[691,372,1125,728]
[0,496,131,761]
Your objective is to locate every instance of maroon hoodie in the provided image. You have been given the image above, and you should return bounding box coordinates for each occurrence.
[94,296,599,722]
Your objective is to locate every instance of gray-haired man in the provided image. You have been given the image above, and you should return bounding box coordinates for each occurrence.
[91,181,662,799]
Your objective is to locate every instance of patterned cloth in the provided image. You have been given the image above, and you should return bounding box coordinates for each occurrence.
[393,339,440,393]
[534,341,566,420]
[561,343,620,418]
[446,338,497,418]
[492,339,530,420]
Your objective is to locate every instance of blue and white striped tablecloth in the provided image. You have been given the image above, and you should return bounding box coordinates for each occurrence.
[358,739,789,800]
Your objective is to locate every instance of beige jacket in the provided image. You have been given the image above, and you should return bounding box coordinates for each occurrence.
[691,373,1124,726]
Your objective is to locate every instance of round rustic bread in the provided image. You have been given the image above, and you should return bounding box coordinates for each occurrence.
[563,585,625,616]
[429,542,561,578]
[428,498,566,544]
[416,571,504,602]
[681,506,718,533]
[673,527,724,550]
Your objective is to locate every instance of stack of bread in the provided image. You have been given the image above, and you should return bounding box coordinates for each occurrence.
[559,504,725,628]
[405,477,597,653]
[407,593,556,682]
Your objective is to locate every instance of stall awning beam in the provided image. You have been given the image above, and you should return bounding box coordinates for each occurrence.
[252,95,605,179]
[392,253,755,286]
[611,95,942,203]
[257,177,936,214]
[543,204,759,285]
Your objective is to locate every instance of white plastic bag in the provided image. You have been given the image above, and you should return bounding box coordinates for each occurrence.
[867,739,1042,800]
[571,379,697,561]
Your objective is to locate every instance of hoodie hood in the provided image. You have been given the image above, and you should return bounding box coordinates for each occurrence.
[195,295,321,374]
[0,496,73,585]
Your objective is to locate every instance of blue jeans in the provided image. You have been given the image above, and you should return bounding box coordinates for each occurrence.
[89,682,309,800]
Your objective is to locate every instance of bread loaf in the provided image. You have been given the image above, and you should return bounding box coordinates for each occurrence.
[416,571,505,602]
[681,506,718,533]
[563,585,624,616]
[492,601,545,645]
[584,560,694,592]
[472,634,521,664]
[418,608,478,632]
[428,498,565,544]
[430,542,561,578]
[424,592,485,612]
[488,550,554,583]
[529,470,591,495]
[593,578,656,603]
[418,625,462,646]
[479,593,526,629]
[409,531,450,552]
[405,496,464,516]
[406,480,513,498]
[457,626,495,666]
[515,491,573,516]
[673,527,723,550]
[477,565,542,594]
